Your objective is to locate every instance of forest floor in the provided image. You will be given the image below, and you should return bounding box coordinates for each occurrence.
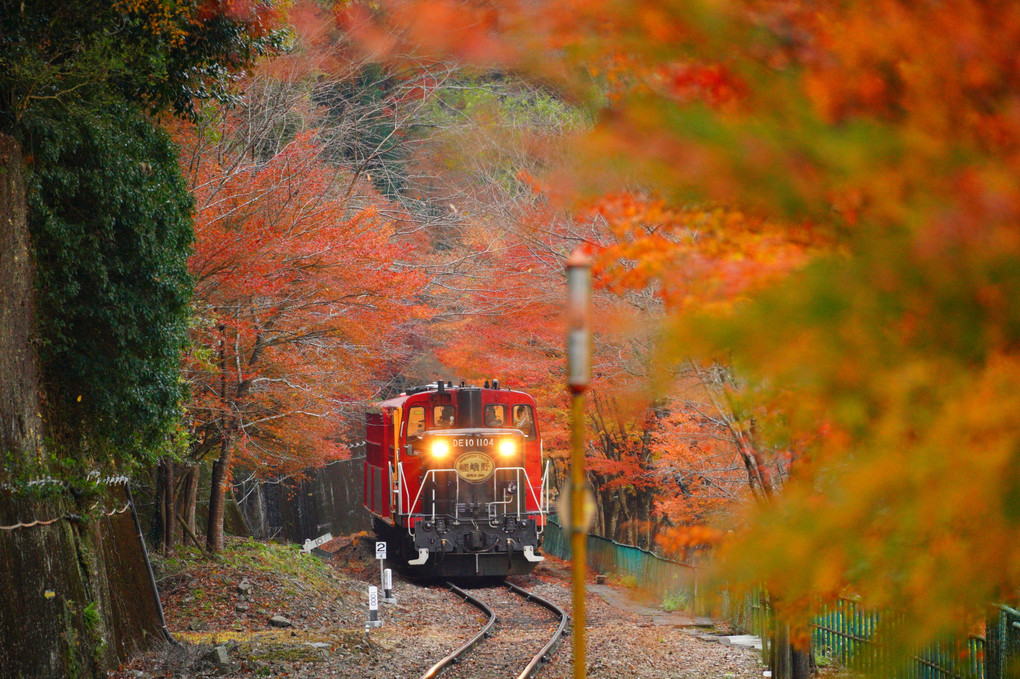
[108,535,782,678]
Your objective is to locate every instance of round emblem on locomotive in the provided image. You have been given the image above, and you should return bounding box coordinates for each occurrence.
[455,452,495,483]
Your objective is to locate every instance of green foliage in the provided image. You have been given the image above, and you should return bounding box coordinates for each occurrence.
[82,601,99,632]
[0,1,285,472]
[214,538,334,589]
[422,74,588,196]
[662,590,689,612]
[0,0,285,125]
[21,103,194,465]
[157,538,336,595]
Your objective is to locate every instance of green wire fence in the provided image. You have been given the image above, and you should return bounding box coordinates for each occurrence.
[743,591,1016,678]
[543,518,700,610]
[543,521,1020,678]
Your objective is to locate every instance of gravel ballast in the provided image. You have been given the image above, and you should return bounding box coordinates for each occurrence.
[109,537,767,678]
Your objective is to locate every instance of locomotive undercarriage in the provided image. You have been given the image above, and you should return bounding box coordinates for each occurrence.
[390,462,550,577]
[411,515,543,576]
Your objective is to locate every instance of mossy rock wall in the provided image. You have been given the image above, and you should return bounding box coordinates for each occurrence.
[0,135,164,677]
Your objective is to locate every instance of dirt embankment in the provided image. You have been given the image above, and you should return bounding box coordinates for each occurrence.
[110,535,766,678]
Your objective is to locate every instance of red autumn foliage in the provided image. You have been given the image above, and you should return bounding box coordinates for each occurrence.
[174,117,428,480]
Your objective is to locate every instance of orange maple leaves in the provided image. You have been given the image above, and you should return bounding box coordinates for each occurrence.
[588,193,818,311]
[178,117,427,476]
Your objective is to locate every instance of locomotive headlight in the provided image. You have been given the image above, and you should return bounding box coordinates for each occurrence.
[431,440,450,459]
[498,439,517,457]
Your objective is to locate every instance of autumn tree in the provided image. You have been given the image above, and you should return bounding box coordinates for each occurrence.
[174,87,429,550]
[354,0,1020,660]
[0,0,281,674]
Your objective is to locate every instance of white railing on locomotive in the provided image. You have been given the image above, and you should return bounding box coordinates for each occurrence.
[397,462,407,517]
[388,461,399,516]
[540,460,550,535]
[396,460,551,530]
[485,463,552,534]
[486,467,526,524]
[403,466,545,532]
[404,468,458,533]
[483,465,547,526]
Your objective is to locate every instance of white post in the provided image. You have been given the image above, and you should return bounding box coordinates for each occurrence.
[383,568,396,604]
[366,585,382,629]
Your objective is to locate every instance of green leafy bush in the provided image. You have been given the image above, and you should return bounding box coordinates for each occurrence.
[21,103,194,465]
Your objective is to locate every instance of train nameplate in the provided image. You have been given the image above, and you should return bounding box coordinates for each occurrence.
[455,452,495,483]
[450,436,496,448]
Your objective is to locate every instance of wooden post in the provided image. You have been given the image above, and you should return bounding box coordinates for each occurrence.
[566,248,592,679]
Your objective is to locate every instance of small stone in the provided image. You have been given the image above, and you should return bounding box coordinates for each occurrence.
[237,579,254,595]
[268,615,293,628]
[204,645,229,667]
[187,620,208,631]
[235,603,249,612]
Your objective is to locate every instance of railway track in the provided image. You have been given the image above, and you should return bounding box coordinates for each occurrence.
[420,580,568,679]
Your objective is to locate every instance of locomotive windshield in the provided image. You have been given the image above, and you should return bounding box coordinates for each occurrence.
[483,404,506,427]
[512,404,536,439]
[407,406,426,437]
[433,405,455,428]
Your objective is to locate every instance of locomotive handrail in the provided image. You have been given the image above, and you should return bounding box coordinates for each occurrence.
[487,467,525,522]
[388,461,399,516]
[406,466,547,529]
[398,461,408,516]
[539,460,551,535]
[405,468,460,532]
[485,466,546,522]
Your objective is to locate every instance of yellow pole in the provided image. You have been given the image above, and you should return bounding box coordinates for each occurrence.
[570,390,587,679]
[565,247,591,679]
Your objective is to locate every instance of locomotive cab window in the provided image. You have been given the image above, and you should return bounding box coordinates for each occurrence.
[483,404,507,428]
[406,406,426,439]
[433,405,455,428]
[512,405,536,439]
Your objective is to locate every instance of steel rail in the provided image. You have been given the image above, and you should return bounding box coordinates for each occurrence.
[506,581,569,679]
[419,581,567,679]
[420,582,496,679]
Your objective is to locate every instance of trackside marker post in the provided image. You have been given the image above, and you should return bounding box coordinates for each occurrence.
[383,568,396,604]
[376,541,387,596]
[566,247,591,679]
[366,586,382,629]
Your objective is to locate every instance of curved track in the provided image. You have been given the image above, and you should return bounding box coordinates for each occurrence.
[420,581,568,679]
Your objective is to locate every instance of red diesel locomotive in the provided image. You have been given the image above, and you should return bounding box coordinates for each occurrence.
[363,380,550,577]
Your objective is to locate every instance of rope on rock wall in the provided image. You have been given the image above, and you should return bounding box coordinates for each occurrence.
[0,476,133,531]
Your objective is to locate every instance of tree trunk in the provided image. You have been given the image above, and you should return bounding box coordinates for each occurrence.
[179,463,199,539]
[767,609,813,679]
[163,459,177,550]
[153,458,182,552]
[626,494,637,546]
[206,437,233,551]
